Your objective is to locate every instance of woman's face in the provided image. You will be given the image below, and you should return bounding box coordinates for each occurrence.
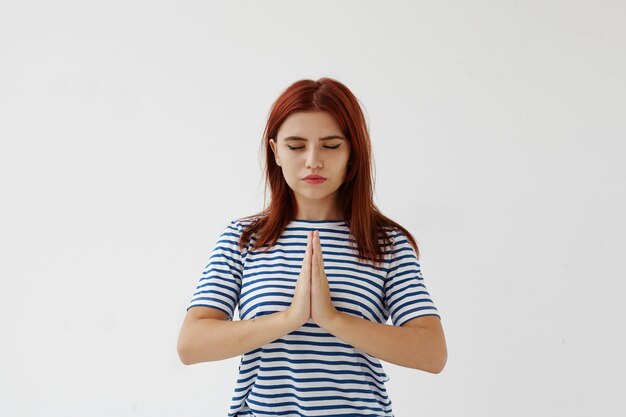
[269,111,351,210]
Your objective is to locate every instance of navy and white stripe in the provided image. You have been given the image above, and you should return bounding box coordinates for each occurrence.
[187,218,440,416]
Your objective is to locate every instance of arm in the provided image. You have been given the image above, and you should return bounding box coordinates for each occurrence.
[177,306,300,365]
[179,221,315,365]
[322,313,447,374]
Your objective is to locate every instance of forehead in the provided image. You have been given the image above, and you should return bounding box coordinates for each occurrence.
[277,111,343,140]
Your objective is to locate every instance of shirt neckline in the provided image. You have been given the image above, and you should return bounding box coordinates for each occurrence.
[292,218,344,222]
[290,218,348,226]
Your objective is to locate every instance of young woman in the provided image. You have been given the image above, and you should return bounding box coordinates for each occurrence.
[177,77,447,416]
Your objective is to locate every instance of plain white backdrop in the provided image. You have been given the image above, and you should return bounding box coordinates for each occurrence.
[1,0,625,416]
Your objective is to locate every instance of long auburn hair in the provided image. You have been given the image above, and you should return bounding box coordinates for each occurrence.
[237,77,420,268]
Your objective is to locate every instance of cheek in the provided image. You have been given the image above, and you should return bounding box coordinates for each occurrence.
[336,153,351,170]
[281,157,298,171]
[280,160,300,180]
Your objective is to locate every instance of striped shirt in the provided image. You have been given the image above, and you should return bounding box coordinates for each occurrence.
[187,217,441,416]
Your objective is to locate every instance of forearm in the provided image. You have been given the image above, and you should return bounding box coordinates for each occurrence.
[323,312,446,373]
[178,310,298,365]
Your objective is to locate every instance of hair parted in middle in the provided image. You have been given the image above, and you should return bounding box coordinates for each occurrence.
[237,77,420,268]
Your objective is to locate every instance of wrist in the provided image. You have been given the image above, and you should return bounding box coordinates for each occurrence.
[319,308,341,332]
[282,308,305,331]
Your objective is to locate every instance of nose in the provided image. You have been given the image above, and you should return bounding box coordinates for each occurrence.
[305,146,323,169]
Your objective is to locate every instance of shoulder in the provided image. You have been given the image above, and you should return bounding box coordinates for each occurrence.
[230,215,262,234]
[228,216,262,254]
[380,225,404,246]
[220,218,243,235]
[384,226,417,261]
[213,219,246,247]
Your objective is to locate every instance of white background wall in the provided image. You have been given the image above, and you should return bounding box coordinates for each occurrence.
[1,0,624,415]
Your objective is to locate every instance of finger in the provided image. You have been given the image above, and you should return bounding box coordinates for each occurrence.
[303,231,312,272]
[316,231,324,271]
[312,231,317,275]
[309,230,314,256]
[316,229,321,250]
[314,230,320,258]
[305,232,313,286]
[308,231,313,260]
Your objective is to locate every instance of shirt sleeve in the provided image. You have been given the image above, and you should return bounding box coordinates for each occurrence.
[186,219,245,321]
[384,229,440,326]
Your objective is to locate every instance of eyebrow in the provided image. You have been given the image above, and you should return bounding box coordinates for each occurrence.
[282,135,346,142]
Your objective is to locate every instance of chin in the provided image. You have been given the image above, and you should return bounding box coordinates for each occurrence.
[297,186,339,200]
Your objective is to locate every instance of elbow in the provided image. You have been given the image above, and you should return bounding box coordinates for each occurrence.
[431,346,448,374]
[177,343,190,365]
[430,358,446,374]
[177,336,195,366]
[178,349,192,366]
[418,338,447,374]
[423,357,446,374]
[412,351,447,374]
[177,334,215,365]
[429,329,448,374]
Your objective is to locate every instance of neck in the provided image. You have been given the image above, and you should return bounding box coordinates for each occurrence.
[294,202,342,221]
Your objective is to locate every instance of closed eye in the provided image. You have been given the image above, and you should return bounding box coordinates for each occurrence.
[287,144,341,150]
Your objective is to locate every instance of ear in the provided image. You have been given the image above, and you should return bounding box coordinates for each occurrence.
[269,138,281,166]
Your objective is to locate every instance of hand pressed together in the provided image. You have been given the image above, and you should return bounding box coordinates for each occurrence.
[288,230,339,329]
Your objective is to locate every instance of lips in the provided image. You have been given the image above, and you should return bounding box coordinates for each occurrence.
[303,174,326,180]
